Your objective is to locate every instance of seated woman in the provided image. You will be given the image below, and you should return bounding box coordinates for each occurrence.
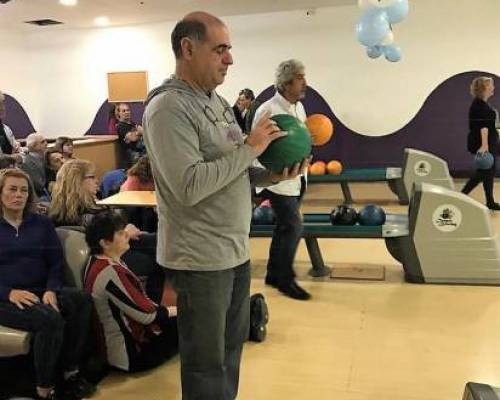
[120,155,156,231]
[84,210,178,372]
[0,168,95,400]
[49,159,164,303]
[44,148,64,194]
[120,155,154,192]
[54,137,74,162]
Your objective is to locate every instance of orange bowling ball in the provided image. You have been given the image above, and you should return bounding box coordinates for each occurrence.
[326,160,343,175]
[306,114,334,146]
[309,161,326,175]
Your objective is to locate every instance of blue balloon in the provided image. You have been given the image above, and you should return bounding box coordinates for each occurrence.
[474,151,494,170]
[385,0,409,24]
[384,45,402,62]
[356,9,390,47]
[366,45,383,59]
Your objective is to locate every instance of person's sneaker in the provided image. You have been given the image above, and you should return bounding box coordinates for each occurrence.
[62,373,96,398]
[487,202,500,211]
[278,281,311,301]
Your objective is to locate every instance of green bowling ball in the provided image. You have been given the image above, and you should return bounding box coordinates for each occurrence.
[258,114,312,173]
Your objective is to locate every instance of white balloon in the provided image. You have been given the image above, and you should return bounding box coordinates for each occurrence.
[381,30,394,45]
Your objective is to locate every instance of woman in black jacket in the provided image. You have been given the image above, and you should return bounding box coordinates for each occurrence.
[462,76,500,210]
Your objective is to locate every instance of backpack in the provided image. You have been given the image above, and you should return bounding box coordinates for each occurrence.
[249,293,269,342]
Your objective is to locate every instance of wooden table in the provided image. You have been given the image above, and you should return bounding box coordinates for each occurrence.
[97,191,156,207]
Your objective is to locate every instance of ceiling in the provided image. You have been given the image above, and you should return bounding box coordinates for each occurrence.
[0,0,354,31]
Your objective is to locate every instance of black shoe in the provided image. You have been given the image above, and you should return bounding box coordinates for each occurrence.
[264,275,278,288]
[62,373,96,398]
[487,202,500,211]
[278,281,311,301]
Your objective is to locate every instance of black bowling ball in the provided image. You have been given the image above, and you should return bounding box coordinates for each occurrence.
[330,205,358,225]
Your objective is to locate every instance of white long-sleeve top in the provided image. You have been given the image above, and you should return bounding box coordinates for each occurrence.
[253,91,307,196]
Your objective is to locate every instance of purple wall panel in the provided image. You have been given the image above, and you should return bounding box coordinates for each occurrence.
[257,71,500,174]
[3,94,36,138]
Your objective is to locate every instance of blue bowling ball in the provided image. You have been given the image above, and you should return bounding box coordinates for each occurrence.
[252,205,275,225]
[474,151,494,170]
[358,204,386,226]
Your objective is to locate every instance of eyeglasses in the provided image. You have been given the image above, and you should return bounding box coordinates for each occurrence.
[203,105,236,127]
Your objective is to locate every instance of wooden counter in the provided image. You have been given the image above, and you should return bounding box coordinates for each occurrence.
[62,135,119,180]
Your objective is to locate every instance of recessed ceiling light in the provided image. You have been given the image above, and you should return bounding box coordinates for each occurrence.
[94,16,110,27]
[59,0,77,6]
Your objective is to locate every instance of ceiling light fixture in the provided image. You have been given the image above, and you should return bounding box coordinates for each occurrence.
[94,16,110,27]
[59,0,77,6]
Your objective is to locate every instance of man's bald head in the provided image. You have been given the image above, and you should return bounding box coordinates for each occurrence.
[171,11,225,59]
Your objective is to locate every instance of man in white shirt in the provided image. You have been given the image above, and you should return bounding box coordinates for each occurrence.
[253,59,311,301]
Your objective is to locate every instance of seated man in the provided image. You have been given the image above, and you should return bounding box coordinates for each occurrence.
[116,103,146,168]
[84,210,178,373]
[0,168,95,400]
[20,133,49,199]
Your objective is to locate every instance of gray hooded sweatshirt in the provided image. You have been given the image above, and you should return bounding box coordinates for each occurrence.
[143,77,271,271]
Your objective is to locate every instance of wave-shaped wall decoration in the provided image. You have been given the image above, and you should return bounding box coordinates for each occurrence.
[3,94,36,139]
[257,71,500,175]
[85,71,499,175]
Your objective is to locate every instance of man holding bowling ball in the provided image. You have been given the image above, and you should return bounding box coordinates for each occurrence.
[143,14,309,400]
[253,59,312,301]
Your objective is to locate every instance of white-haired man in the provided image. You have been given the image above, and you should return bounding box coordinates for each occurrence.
[253,59,311,301]
[21,133,48,198]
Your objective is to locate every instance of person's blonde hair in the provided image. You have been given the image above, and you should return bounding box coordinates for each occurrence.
[49,159,99,225]
[0,168,35,217]
[470,76,494,98]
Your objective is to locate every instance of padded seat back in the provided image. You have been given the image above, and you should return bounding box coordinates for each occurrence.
[56,227,90,289]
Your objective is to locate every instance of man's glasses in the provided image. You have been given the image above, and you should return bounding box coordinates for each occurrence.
[203,105,235,127]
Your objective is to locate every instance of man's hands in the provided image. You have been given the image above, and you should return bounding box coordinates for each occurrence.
[245,112,286,156]
[124,130,140,143]
[269,156,312,184]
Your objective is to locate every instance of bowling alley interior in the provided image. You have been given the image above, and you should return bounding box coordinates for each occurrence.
[2,1,500,399]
